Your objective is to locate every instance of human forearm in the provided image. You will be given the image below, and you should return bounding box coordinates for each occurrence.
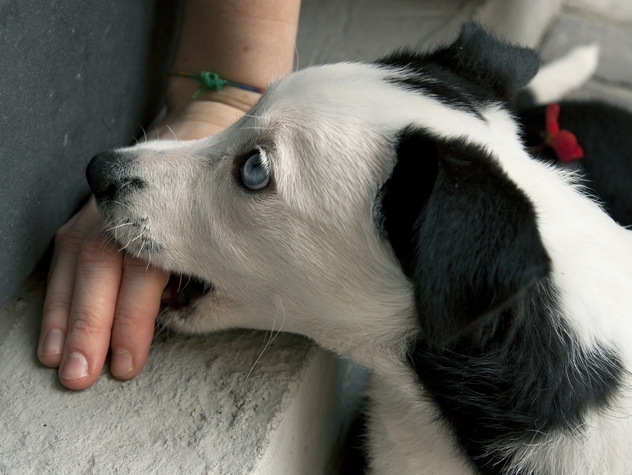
[166,0,301,114]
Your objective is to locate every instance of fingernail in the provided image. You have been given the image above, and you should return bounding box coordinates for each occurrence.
[111,349,133,378]
[60,351,89,381]
[42,329,65,356]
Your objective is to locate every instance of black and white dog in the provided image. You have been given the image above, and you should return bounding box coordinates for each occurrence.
[87,24,632,474]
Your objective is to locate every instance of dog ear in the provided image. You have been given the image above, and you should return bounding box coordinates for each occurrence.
[376,23,539,104]
[430,23,540,101]
[430,22,540,102]
[380,129,550,347]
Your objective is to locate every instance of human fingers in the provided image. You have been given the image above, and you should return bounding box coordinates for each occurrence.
[109,256,169,380]
[56,226,124,390]
[38,198,102,368]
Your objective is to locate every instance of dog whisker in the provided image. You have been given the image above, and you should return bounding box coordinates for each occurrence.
[153,318,169,339]
[106,221,134,232]
[242,300,286,389]
[111,200,134,212]
[166,125,178,140]
[135,240,145,258]
[138,124,147,143]
[174,274,192,293]
[122,232,137,251]
[129,229,147,243]
[116,181,136,193]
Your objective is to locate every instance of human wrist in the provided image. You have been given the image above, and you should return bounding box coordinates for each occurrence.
[165,76,262,116]
[149,95,256,141]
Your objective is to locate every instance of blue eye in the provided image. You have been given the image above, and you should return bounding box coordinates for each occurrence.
[240,152,270,190]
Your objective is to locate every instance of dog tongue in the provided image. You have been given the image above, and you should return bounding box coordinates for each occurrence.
[160,275,213,310]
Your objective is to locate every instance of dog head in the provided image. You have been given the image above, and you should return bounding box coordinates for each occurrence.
[87,24,550,358]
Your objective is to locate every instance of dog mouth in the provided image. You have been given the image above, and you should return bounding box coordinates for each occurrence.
[160,274,214,311]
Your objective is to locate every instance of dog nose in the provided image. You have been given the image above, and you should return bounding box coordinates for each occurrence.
[86,150,122,197]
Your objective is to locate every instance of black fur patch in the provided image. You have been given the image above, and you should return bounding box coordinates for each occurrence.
[408,281,624,474]
[379,128,439,271]
[515,88,537,110]
[376,23,539,108]
[380,128,624,473]
[382,128,551,346]
[376,49,484,118]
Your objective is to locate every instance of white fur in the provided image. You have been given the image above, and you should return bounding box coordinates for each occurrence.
[96,60,632,473]
[525,43,600,105]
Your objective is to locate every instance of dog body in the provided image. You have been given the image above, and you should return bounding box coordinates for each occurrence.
[87,25,632,474]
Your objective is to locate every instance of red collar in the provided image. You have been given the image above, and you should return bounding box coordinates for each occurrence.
[539,103,584,162]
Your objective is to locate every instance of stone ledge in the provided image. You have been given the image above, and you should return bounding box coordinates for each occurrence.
[0,265,366,474]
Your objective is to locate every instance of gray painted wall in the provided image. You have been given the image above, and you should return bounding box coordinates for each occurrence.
[0,0,181,309]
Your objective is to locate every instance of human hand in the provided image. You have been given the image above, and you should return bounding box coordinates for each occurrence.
[38,95,260,390]
[37,0,298,390]
[38,196,169,390]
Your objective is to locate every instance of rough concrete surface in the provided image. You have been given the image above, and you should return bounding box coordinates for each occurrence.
[2,0,632,473]
[0,266,363,474]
